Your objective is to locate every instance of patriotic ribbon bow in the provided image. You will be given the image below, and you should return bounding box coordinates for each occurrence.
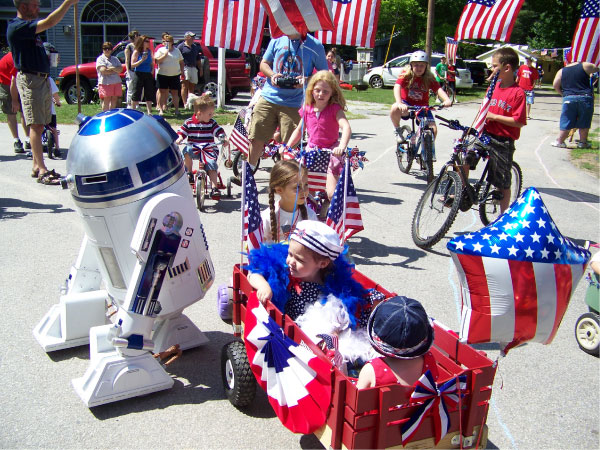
[401,370,467,445]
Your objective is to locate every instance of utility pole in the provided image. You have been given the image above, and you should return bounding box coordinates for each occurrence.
[425,0,435,58]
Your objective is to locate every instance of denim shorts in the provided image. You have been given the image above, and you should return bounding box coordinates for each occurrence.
[559,95,594,130]
[525,90,534,105]
[182,145,218,171]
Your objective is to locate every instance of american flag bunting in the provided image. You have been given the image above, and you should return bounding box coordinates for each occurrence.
[203,0,267,54]
[454,0,525,42]
[570,0,599,65]
[315,0,382,48]
[326,161,364,241]
[259,0,334,39]
[242,162,264,251]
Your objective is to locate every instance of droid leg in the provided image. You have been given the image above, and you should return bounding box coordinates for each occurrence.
[33,234,109,351]
[72,193,214,406]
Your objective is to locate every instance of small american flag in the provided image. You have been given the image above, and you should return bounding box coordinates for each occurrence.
[202,0,267,54]
[454,0,525,42]
[563,47,572,65]
[472,71,498,136]
[242,162,264,251]
[230,115,250,156]
[445,37,458,65]
[326,162,363,242]
[315,0,382,48]
[570,0,599,65]
[259,0,334,39]
[302,149,330,195]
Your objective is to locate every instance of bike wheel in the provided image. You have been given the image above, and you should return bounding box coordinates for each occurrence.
[478,161,523,225]
[232,151,260,178]
[195,172,206,211]
[395,125,413,174]
[412,170,463,248]
[422,131,434,183]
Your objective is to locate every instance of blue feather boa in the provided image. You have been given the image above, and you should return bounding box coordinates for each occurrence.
[246,243,368,328]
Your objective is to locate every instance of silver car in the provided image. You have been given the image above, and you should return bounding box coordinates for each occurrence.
[363,52,473,89]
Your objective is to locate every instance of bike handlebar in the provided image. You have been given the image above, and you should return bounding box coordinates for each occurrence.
[435,115,479,136]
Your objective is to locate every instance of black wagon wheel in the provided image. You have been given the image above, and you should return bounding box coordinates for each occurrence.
[412,170,463,248]
[479,161,523,225]
[221,340,257,407]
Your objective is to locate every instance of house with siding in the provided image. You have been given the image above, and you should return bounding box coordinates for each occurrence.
[1,0,206,76]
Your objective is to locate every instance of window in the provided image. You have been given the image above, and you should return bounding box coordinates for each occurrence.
[80,0,128,63]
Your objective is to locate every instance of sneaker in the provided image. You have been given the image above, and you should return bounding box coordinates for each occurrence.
[24,141,31,150]
[577,141,591,149]
[210,188,221,199]
[551,141,567,148]
[435,98,441,104]
[13,140,24,153]
[454,99,459,104]
[395,127,405,144]
[25,151,32,159]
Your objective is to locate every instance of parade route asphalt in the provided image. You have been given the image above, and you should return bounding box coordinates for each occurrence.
[0,89,598,449]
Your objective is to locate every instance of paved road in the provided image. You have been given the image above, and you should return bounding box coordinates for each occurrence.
[0,90,598,449]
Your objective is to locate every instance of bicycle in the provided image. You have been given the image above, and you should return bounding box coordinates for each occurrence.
[187,141,227,211]
[395,105,443,183]
[411,115,523,249]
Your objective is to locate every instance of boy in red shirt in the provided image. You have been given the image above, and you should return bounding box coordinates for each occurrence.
[516,57,539,119]
[465,47,526,213]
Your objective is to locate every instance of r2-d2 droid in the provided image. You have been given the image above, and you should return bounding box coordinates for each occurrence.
[33,109,215,406]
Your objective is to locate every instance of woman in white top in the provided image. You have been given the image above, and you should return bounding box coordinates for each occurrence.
[154,34,184,116]
[96,42,123,111]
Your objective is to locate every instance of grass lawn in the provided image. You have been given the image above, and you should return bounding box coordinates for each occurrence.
[570,126,599,176]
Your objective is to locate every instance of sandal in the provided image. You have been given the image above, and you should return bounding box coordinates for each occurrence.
[37,169,61,185]
[31,168,40,178]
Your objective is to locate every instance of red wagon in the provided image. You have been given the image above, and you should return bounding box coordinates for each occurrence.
[221,265,496,449]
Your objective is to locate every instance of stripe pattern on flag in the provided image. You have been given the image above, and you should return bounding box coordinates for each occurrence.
[445,37,458,65]
[570,0,600,65]
[472,71,498,136]
[325,162,364,242]
[230,114,250,156]
[454,0,525,42]
[243,162,264,251]
[302,149,330,195]
[202,0,267,54]
[259,0,334,39]
[448,187,590,353]
[314,0,382,48]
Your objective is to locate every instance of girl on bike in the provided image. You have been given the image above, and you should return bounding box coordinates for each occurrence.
[262,160,318,243]
[286,70,351,200]
[390,51,452,158]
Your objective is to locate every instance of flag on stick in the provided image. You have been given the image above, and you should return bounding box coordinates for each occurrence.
[315,0,382,48]
[259,0,334,39]
[445,37,458,65]
[242,162,264,252]
[230,114,250,156]
[326,159,364,242]
[303,149,330,195]
[454,0,525,42]
[472,71,498,136]
[570,0,599,65]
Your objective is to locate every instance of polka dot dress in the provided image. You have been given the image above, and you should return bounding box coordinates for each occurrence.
[285,281,322,320]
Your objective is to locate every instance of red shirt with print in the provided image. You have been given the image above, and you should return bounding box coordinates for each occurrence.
[395,75,440,106]
[517,65,538,91]
[0,52,17,86]
[484,83,527,141]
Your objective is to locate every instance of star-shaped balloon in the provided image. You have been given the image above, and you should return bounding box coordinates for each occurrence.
[447,187,590,354]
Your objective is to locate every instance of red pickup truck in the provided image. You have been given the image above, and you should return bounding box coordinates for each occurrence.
[57,39,251,104]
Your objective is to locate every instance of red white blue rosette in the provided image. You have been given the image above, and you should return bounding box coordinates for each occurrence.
[244,292,332,434]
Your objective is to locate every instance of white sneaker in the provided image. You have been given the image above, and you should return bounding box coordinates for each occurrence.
[395,127,404,144]
[551,141,567,148]
[435,98,441,104]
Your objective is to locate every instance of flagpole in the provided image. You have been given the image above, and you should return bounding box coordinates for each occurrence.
[341,157,349,243]
[240,161,247,266]
[384,25,395,65]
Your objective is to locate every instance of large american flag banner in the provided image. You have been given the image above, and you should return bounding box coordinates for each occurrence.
[314,0,382,48]
[203,0,267,54]
[472,71,498,136]
[259,0,334,39]
[242,162,264,251]
[302,149,330,195]
[454,0,525,42]
[326,161,364,241]
[445,36,458,65]
[570,0,600,65]
[230,114,250,156]
[448,187,590,354]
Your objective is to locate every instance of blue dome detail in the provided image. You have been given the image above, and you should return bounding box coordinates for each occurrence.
[79,109,144,136]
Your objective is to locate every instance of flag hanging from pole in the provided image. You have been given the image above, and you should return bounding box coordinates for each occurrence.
[454,0,525,42]
[259,0,334,39]
[242,162,264,251]
[314,0,382,48]
[472,71,498,136]
[445,37,458,65]
[570,0,599,65]
[203,0,267,54]
[326,161,363,242]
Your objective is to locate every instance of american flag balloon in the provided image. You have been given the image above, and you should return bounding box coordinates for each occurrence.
[448,187,591,354]
[244,292,332,434]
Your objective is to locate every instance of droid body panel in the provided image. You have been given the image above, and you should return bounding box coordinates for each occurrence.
[33,109,214,406]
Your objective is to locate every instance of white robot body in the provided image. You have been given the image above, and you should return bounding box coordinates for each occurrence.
[33,109,214,406]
